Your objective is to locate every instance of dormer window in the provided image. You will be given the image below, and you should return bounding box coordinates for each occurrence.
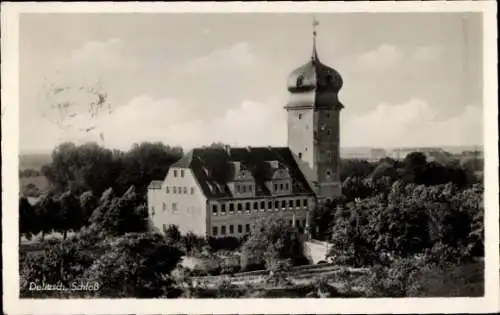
[180,170,184,177]
[173,169,178,177]
[296,75,304,87]
[326,169,332,179]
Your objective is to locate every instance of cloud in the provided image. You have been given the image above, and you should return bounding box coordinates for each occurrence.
[342,99,482,147]
[32,96,287,151]
[186,41,256,73]
[413,45,442,62]
[69,38,135,72]
[357,44,402,71]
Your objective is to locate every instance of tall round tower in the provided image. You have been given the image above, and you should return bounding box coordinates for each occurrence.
[285,18,343,200]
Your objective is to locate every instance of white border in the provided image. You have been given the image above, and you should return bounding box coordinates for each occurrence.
[2,2,498,314]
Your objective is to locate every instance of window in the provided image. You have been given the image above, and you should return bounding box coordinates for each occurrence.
[260,201,265,210]
[302,220,307,227]
[221,225,226,235]
[274,200,279,209]
[237,203,243,211]
[229,203,235,212]
[326,112,330,118]
[221,204,226,213]
[212,226,218,236]
[281,200,286,209]
[173,187,177,194]
[180,170,185,177]
[303,199,308,207]
[295,199,301,207]
[238,224,243,233]
[166,186,169,193]
[242,185,246,193]
[268,201,273,210]
[173,169,178,177]
[288,200,294,208]
[285,183,289,191]
[245,224,250,233]
[280,183,284,190]
[245,202,250,211]
[151,206,155,216]
[162,203,166,211]
[274,184,278,191]
[289,220,293,226]
[253,202,258,210]
[229,225,234,234]
[236,185,240,193]
[296,220,300,227]
[212,204,218,215]
[326,129,331,135]
[172,203,178,212]
[183,187,187,194]
[298,113,302,120]
[296,75,304,87]
[326,170,332,179]
[305,146,308,151]
[298,152,302,159]
[190,187,194,194]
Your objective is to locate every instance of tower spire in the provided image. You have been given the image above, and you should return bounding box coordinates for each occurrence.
[312,16,319,61]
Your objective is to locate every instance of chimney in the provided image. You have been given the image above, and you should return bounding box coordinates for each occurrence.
[224,145,231,156]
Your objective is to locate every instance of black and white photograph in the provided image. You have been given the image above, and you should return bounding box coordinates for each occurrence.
[2,1,498,314]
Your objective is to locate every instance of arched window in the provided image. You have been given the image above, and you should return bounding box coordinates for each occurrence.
[296,75,304,87]
[326,169,332,179]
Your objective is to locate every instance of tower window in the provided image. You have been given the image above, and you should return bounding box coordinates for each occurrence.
[296,75,304,87]
[326,170,332,179]
[326,74,333,84]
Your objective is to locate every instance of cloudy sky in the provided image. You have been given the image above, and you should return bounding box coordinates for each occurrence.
[19,12,483,153]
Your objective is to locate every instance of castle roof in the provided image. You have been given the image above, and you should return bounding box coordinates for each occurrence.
[169,146,314,199]
[286,18,344,110]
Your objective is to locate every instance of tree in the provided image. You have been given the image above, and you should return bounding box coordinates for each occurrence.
[34,194,60,240]
[56,191,85,239]
[19,197,37,241]
[90,185,148,236]
[340,159,376,181]
[82,232,183,298]
[41,142,117,195]
[242,215,306,269]
[164,224,182,244]
[114,142,183,195]
[79,190,98,225]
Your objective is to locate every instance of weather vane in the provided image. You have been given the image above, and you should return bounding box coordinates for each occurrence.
[313,16,319,38]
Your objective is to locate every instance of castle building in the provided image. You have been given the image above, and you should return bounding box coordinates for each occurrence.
[147,19,343,237]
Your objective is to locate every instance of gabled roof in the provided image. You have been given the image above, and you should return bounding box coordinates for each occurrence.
[148,180,162,190]
[171,146,314,199]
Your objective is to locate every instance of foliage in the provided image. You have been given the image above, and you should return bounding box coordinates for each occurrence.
[327,180,483,269]
[82,232,183,298]
[41,141,182,196]
[89,185,148,236]
[19,197,37,240]
[20,238,97,297]
[242,215,306,269]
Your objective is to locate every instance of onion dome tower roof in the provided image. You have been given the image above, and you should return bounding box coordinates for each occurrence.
[286,19,343,95]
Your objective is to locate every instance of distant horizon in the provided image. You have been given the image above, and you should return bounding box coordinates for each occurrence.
[19,143,484,156]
